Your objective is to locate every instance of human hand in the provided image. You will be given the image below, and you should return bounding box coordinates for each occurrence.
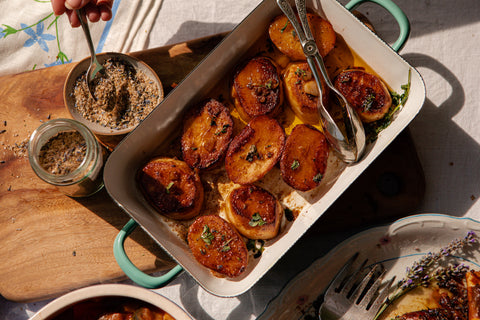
[51,0,114,27]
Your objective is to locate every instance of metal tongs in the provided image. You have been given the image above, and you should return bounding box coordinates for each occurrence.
[277,0,366,163]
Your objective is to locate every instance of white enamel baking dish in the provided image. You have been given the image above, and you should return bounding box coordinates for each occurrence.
[104,0,425,296]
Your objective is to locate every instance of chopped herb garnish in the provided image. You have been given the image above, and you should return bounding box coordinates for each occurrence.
[165,182,174,194]
[295,67,307,78]
[210,118,217,126]
[291,159,300,170]
[201,225,215,245]
[313,173,323,183]
[191,147,198,151]
[246,144,259,162]
[364,69,411,142]
[221,238,233,252]
[280,20,289,33]
[249,212,266,227]
[265,80,273,89]
[362,93,376,111]
[215,124,230,135]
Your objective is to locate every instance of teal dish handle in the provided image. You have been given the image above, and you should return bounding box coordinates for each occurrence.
[345,0,410,52]
[114,219,183,288]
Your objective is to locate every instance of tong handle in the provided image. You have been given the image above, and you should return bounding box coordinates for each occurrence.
[276,0,366,162]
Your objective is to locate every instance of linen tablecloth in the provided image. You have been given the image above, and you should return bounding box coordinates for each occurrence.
[2,0,480,319]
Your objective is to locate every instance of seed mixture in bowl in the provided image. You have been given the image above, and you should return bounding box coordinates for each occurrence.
[71,58,161,130]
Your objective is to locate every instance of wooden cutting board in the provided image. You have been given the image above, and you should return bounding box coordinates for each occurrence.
[0,32,424,303]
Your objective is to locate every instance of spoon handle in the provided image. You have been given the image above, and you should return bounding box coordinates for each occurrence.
[76,9,97,66]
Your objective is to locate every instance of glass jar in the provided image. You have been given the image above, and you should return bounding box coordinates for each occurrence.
[28,118,106,197]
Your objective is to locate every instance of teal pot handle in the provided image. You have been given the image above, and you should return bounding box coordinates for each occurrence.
[345,0,410,52]
[114,219,183,288]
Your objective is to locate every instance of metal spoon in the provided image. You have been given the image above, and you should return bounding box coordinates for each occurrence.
[277,0,366,163]
[76,8,104,100]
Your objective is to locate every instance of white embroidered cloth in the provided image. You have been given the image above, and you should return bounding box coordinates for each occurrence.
[0,0,162,76]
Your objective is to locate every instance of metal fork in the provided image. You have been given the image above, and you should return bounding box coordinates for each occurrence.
[318,253,395,320]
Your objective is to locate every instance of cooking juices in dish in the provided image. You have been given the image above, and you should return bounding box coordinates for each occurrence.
[136,10,408,278]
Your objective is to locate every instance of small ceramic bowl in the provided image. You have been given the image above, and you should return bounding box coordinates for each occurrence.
[64,52,164,144]
[29,284,192,320]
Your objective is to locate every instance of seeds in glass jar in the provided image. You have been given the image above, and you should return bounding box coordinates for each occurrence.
[38,131,87,175]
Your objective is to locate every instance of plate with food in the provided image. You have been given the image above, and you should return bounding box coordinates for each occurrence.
[257,213,480,319]
[104,0,425,296]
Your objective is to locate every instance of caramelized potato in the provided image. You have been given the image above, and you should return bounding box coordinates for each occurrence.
[181,99,234,169]
[334,69,392,123]
[280,124,329,191]
[188,215,248,278]
[225,115,286,185]
[137,158,203,220]
[268,13,336,61]
[467,271,480,320]
[283,61,329,124]
[232,56,283,122]
[226,185,283,239]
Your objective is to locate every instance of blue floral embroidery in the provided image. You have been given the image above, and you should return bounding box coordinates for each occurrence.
[22,21,55,52]
[0,27,5,38]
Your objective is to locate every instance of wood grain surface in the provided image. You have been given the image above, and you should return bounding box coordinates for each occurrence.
[0,32,424,303]
[0,34,225,303]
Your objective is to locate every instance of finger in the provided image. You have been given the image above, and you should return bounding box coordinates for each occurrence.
[85,2,101,22]
[65,0,91,10]
[95,0,113,8]
[51,0,67,16]
[66,10,81,28]
[98,5,112,21]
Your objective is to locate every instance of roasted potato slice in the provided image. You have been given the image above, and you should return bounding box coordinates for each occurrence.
[467,271,480,320]
[225,115,286,185]
[283,61,329,124]
[137,158,203,220]
[268,13,336,61]
[334,69,392,123]
[280,124,329,191]
[226,185,283,240]
[232,56,283,122]
[181,99,234,169]
[188,215,248,278]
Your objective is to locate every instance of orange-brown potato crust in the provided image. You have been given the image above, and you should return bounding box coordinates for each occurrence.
[188,215,248,278]
[225,115,286,185]
[334,69,392,123]
[268,13,336,61]
[137,158,203,220]
[232,56,283,122]
[280,124,329,191]
[283,61,329,124]
[227,185,282,239]
[181,99,234,169]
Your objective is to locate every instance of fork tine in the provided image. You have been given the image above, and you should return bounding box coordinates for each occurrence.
[369,275,396,313]
[342,258,368,295]
[357,267,386,308]
[350,263,384,304]
[325,252,359,295]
